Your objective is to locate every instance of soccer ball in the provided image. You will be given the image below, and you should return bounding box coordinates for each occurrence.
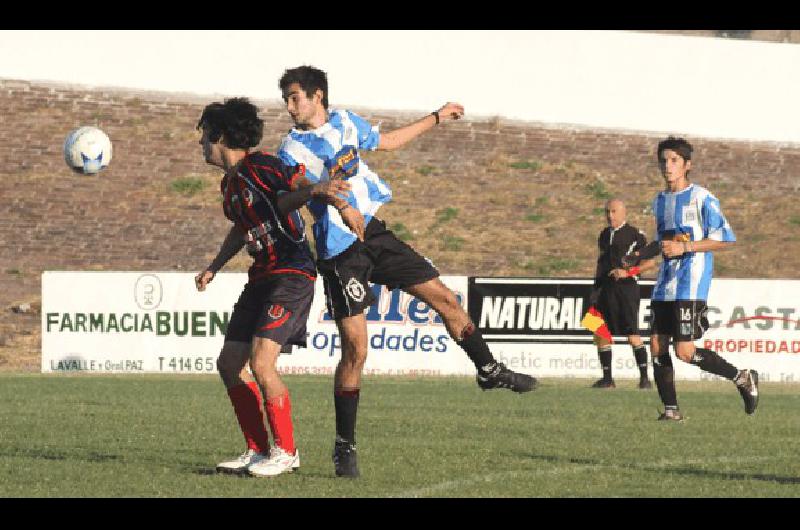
[64,126,113,174]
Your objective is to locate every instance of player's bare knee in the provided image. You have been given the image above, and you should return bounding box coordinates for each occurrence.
[341,347,367,368]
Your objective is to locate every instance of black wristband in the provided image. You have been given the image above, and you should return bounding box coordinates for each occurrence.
[431,111,440,124]
[335,203,350,212]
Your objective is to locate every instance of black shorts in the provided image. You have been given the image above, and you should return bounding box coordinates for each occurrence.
[225,274,314,347]
[596,280,640,336]
[317,217,440,319]
[650,300,709,342]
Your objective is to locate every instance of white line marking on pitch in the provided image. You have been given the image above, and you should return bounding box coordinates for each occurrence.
[389,455,781,497]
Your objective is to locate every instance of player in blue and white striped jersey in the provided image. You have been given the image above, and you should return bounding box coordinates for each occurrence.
[276,66,538,478]
[641,137,758,421]
[278,106,389,260]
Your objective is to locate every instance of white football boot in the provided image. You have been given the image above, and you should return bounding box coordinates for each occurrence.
[216,448,269,474]
[248,447,300,477]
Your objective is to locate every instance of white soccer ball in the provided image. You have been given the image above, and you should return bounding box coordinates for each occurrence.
[64,126,113,174]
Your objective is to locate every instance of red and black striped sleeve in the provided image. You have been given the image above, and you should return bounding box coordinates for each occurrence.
[245,152,306,193]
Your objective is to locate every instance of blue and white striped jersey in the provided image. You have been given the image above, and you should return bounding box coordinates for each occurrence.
[651,183,736,301]
[277,109,392,259]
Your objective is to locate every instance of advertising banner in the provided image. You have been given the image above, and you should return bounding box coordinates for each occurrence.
[41,272,473,376]
[43,273,800,382]
[469,277,800,382]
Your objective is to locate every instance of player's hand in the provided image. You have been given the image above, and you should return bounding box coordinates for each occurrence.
[312,180,352,202]
[436,102,464,122]
[339,205,365,241]
[608,268,629,281]
[661,240,685,258]
[195,270,215,292]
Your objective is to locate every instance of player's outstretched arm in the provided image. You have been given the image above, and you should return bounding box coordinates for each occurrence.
[662,239,734,258]
[276,179,352,216]
[622,241,662,267]
[195,225,245,291]
[276,180,365,241]
[378,102,464,151]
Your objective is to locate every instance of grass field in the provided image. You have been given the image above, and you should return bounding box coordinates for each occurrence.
[1,374,799,498]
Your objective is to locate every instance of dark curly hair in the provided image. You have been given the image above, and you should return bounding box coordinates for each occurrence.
[657,136,693,163]
[279,66,329,110]
[196,97,263,149]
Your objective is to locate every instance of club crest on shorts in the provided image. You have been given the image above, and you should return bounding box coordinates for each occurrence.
[345,278,366,302]
[268,304,285,319]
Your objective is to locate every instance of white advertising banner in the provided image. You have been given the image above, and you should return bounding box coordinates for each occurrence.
[42,273,800,382]
[41,272,473,376]
[471,278,800,383]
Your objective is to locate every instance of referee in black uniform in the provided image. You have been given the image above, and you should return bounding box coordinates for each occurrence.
[590,199,653,389]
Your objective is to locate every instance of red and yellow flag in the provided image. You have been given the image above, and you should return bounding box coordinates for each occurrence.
[580,306,613,343]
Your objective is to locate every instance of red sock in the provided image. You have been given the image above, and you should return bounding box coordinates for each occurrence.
[265,391,295,455]
[227,382,270,454]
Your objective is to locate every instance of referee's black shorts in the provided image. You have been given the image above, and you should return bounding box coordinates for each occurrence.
[317,217,440,319]
[596,280,641,336]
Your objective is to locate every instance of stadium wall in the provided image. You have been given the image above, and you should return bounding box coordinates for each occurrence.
[2,78,799,299]
[2,72,800,371]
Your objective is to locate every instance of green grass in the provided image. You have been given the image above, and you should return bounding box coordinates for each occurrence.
[1,374,799,497]
[169,176,207,197]
[536,257,580,275]
[525,213,544,223]
[416,165,435,176]
[390,222,415,241]
[789,215,800,226]
[441,235,465,251]
[587,181,612,200]
[435,207,459,224]
[509,160,542,171]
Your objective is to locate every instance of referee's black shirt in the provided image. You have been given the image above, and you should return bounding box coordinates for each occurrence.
[594,223,647,287]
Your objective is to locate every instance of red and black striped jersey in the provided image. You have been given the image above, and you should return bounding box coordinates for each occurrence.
[221,151,316,283]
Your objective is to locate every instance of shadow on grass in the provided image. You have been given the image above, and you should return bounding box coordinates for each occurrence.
[188,467,333,480]
[521,453,800,485]
[1,449,124,463]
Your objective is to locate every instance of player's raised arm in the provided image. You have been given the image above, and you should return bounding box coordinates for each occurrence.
[195,225,245,291]
[378,102,464,151]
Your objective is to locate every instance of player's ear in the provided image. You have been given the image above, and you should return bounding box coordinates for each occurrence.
[685,159,692,172]
[313,88,324,105]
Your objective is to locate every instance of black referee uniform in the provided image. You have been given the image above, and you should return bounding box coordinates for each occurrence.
[594,223,647,336]
[592,222,652,388]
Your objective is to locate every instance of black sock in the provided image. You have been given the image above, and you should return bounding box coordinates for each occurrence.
[334,388,360,445]
[633,345,649,380]
[598,346,612,380]
[653,354,679,409]
[456,323,497,373]
[691,348,739,380]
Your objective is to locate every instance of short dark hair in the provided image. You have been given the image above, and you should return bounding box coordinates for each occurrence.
[196,97,263,150]
[279,66,329,109]
[657,136,693,162]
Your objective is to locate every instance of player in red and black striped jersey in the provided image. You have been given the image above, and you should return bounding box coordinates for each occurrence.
[193,98,357,477]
